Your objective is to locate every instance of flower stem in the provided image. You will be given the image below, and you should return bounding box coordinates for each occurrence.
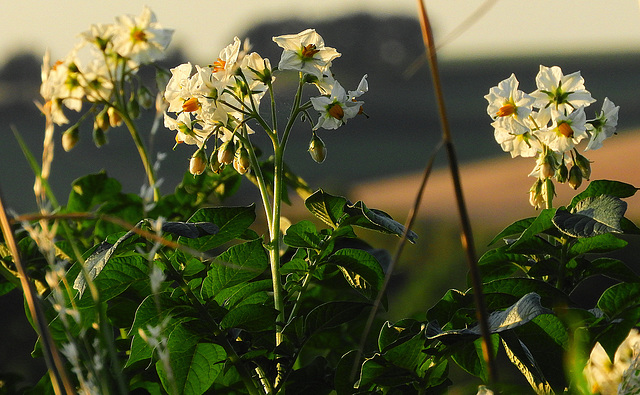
[119,108,160,201]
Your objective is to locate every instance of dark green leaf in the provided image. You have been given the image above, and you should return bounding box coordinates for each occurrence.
[76,255,148,307]
[597,282,640,318]
[343,201,418,243]
[157,325,226,395]
[201,239,268,299]
[488,217,535,246]
[334,350,359,395]
[304,189,347,228]
[305,301,369,336]
[553,195,627,237]
[567,233,627,257]
[500,331,553,393]
[214,279,272,309]
[219,303,277,331]
[570,180,638,208]
[451,334,499,382]
[508,209,556,251]
[329,248,385,299]
[181,205,256,252]
[580,257,640,283]
[481,278,571,308]
[66,171,122,212]
[162,221,219,239]
[280,258,309,275]
[283,220,322,249]
[477,248,529,282]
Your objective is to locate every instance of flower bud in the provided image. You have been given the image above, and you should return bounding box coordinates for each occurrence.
[568,165,583,190]
[128,93,140,119]
[137,85,154,109]
[62,125,79,152]
[189,148,207,176]
[93,124,107,147]
[555,162,568,183]
[574,152,592,180]
[107,106,122,128]
[217,140,235,165]
[95,108,110,132]
[529,179,544,210]
[209,150,223,174]
[540,153,557,179]
[308,134,327,163]
[233,146,250,175]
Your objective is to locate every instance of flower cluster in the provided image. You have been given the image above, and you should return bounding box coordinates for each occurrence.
[485,65,619,209]
[40,6,174,149]
[163,28,368,175]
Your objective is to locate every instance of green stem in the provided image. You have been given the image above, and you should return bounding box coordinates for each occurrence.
[119,109,159,201]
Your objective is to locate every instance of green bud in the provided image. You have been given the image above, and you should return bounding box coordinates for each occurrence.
[233,146,250,175]
[308,134,327,163]
[62,125,80,152]
[127,93,140,118]
[574,151,592,180]
[555,162,568,183]
[93,124,108,147]
[217,140,235,165]
[568,165,583,190]
[137,85,154,109]
[189,148,207,176]
[209,150,223,174]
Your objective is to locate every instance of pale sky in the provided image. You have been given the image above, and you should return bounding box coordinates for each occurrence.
[1,0,640,66]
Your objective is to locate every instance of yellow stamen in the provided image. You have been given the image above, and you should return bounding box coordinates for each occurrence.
[175,133,184,144]
[212,59,226,72]
[301,44,320,59]
[557,122,574,138]
[496,103,516,117]
[131,28,147,43]
[182,97,200,113]
[328,103,344,120]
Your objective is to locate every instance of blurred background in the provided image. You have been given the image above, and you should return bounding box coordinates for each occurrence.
[1,0,639,391]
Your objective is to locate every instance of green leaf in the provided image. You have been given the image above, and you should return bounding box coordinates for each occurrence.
[488,217,535,246]
[580,257,640,283]
[508,209,556,251]
[280,258,309,275]
[214,279,272,309]
[477,247,529,282]
[66,172,122,212]
[157,325,226,395]
[181,205,256,252]
[283,220,322,249]
[304,189,347,228]
[500,331,553,394]
[481,278,570,308]
[201,239,268,299]
[76,255,148,307]
[329,248,385,299]
[597,282,640,319]
[567,233,627,257]
[451,334,499,382]
[343,201,418,243]
[220,303,277,331]
[569,180,638,208]
[73,221,145,296]
[305,301,369,337]
[334,350,359,395]
[383,330,430,373]
[554,195,627,237]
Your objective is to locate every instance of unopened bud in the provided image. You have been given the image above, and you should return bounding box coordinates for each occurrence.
[308,134,327,163]
[233,146,250,175]
[568,165,583,190]
[574,152,592,180]
[62,125,79,152]
[209,150,223,174]
[529,179,544,210]
[137,85,154,109]
[555,162,568,183]
[93,125,107,147]
[189,149,207,176]
[217,140,235,165]
[107,107,122,128]
[540,153,556,179]
[96,108,109,132]
[128,93,140,118]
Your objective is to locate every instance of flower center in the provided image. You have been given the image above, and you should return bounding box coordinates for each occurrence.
[301,44,320,59]
[212,59,226,72]
[557,122,574,138]
[496,103,516,117]
[328,103,344,120]
[182,97,200,113]
[131,28,147,43]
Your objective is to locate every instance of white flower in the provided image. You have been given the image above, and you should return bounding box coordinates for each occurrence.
[164,62,197,113]
[584,329,640,395]
[531,65,596,115]
[310,80,361,130]
[585,97,619,151]
[536,107,588,153]
[484,73,535,135]
[111,6,173,64]
[273,29,340,78]
[493,129,541,158]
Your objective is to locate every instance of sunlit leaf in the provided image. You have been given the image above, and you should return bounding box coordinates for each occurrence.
[554,195,626,237]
